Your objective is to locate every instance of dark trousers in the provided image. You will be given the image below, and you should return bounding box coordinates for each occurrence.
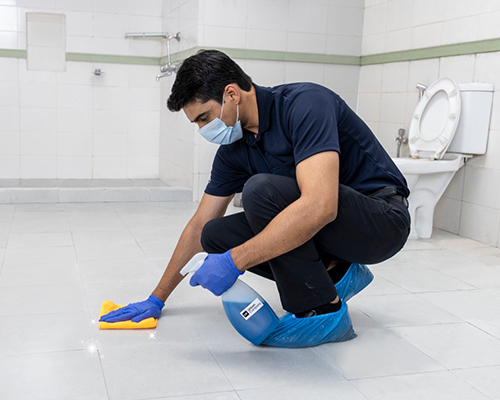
[201,174,411,314]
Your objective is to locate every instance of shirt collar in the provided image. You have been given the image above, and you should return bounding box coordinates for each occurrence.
[244,83,274,146]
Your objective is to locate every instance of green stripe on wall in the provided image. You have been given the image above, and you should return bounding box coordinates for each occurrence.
[361,37,500,65]
[165,46,360,65]
[66,52,159,65]
[0,49,27,58]
[2,37,500,67]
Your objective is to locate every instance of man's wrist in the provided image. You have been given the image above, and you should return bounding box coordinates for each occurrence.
[230,247,252,272]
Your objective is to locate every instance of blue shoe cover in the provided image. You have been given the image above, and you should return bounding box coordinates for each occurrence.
[335,263,374,302]
[260,302,356,348]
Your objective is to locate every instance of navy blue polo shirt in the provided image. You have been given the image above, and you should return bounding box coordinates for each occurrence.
[205,82,409,198]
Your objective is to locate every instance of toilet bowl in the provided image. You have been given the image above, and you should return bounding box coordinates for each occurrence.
[393,78,494,239]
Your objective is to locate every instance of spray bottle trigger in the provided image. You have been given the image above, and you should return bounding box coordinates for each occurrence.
[180,252,208,276]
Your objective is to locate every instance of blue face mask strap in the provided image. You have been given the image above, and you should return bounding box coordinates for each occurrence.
[220,90,239,126]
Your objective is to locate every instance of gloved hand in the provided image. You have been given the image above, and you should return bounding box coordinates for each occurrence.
[99,294,164,323]
[189,250,244,296]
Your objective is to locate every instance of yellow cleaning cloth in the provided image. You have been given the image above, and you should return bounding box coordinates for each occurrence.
[98,300,157,330]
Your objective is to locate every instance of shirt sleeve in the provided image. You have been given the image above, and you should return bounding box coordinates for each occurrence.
[285,87,342,165]
[204,145,250,197]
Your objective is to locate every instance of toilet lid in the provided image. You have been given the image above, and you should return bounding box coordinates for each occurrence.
[409,77,461,160]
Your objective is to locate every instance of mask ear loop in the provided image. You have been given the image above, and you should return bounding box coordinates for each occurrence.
[220,91,226,119]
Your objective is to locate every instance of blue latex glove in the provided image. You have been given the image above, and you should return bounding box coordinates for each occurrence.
[189,250,243,296]
[99,294,164,323]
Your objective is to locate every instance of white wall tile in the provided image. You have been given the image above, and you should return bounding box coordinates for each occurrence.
[0,155,19,178]
[0,107,20,131]
[0,58,19,82]
[57,108,92,133]
[93,86,128,110]
[0,132,20,156]
[93,156,128,178]
[203,0,247,28]
[439,55,476,83]
[93,13,129,38]
[284,62,325,85]
[244,60,286,87]
[326,35,362,56]
[407,58,439,92]
[410,23,442,50]
[413,0,445,26]
[65,35,93,52]
[386,0,415,32]
[380,93,407,124]
[441,16,479,46]
[19,108,57,132]
[20,131,57,156]
[356,92,381,122]
[475,52,500,91]
[463,166,500,210]
[286,32,326,54]
[288,2,328,35]
[327,6,363,37]
[127,156,159,179]
[93,110,129,134]
[128,87,161,112]
[57,156,92,178]
[442,164,465,200]
[466,131,500,171]
[478,10,500,41]
[0,31,19,48]
[64,11,92,37]
[323,64,360,93]
[247,0,288,32]
[55,0,93,12]
[362,33,385,55]
[57,84,92,109]
[19,82,57,108]
[128,134,159,157]
[382,62,409,93]
[57,132,92,156]
[0,5,19,31]
[93,133,128,157]
[0,82,19,107]
[201,26,246,48]
[362,3,387,36]
[444,0,482,21]
[434,197,461,234]
[130,0,162,16]
[128,110,160,135]
[384,29,412,53]
[459,201,500,246]
[20,155,57,178]
[246,29,287,52]
[358,64,383,93]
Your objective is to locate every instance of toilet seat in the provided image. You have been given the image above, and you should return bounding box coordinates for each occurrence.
[409,77,461,160]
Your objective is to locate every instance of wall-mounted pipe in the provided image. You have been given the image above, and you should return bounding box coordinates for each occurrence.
[125,32,170,39]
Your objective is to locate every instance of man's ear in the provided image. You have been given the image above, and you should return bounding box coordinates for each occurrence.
[224,84,241,104]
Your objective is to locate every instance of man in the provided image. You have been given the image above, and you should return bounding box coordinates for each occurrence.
[100,50,411,347]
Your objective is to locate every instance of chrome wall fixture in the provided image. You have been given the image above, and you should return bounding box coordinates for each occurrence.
[124,31,182,81]
[157,32,181,81]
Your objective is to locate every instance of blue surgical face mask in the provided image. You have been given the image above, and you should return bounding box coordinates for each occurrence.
[199,92,243,145]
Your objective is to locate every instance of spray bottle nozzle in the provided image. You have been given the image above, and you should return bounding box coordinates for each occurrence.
[180,252,208,276]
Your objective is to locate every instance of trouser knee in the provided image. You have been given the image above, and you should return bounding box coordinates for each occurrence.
[200,219,221,253]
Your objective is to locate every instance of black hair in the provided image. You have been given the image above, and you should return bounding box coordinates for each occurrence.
[166,49,253,112]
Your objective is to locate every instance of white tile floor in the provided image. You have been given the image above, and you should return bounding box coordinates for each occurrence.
[1,202,500,400]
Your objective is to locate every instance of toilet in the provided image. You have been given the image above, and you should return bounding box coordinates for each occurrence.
[393,78,494,239]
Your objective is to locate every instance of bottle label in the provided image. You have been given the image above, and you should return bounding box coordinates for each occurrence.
[240,298,263,320]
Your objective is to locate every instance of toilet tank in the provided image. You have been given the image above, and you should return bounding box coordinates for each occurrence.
[447,82,494,155]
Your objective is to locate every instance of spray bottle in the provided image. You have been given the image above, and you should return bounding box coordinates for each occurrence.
[181,252,279,345]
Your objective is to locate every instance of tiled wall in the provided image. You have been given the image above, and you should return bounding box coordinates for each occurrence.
[357,0,500,246]
[0,0,164,180]
[159,0,365,200]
